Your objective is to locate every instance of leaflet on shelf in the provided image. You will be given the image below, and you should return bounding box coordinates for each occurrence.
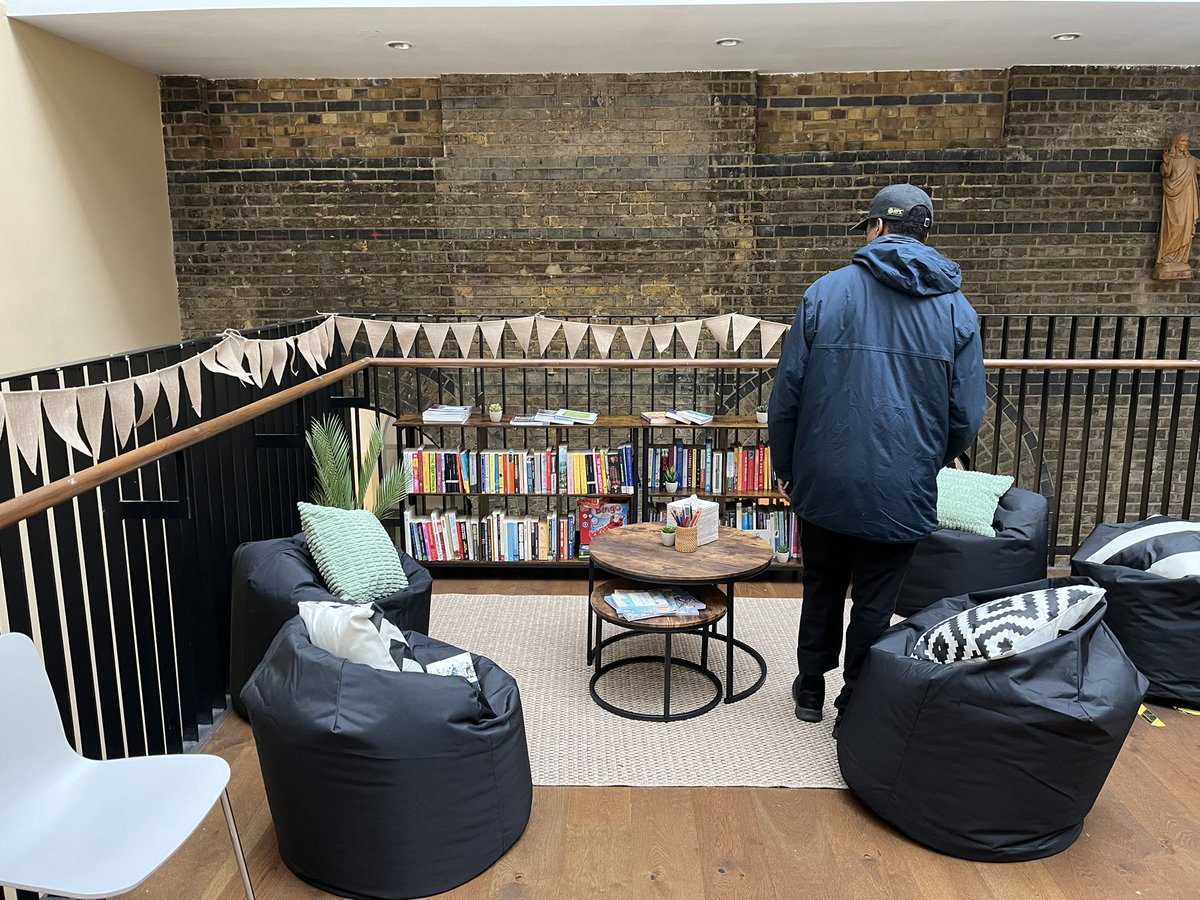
[604,588,705,621]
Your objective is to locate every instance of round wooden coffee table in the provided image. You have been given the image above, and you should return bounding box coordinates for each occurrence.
[587,523,773,713]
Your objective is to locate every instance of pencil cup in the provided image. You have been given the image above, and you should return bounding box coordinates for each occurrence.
[675,525,698,553]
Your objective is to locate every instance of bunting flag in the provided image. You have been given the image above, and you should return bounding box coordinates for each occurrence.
[621,324,649,359]
[42,390,91,457]
[507,316,536,353]
[295,329,323,374]
[7,391,44,472]
[393,322,420,358]
[758,319,789,355]
[560,320,590,358]
[268,340,289,385]
[535,316,561,356]
[336,315,362,353]
[107,380,137,448]
[649,322,676,354]
[256,341,276,387]
[134,372,161,427]
[590,323,619,358]
[363,319,393,357]
[450,321,479,357]
[160,367,182,426]
[704,314,733,352]
[318,317,335,361]
[479,319,506,357]
[181,356,203,416]
[730,314,759,352]
[243,341,264,388]
[422,322,450,358]
[675,319,704,358]
[77,384,109,456]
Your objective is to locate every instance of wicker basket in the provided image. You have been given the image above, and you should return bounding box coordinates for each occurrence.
[675,525,698,553]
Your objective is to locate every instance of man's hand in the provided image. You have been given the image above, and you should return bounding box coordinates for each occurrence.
[776,477,792,502]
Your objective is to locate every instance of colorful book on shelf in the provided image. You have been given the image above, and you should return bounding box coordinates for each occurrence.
[664,408,714,426]
[577,497,628,557]
[641,410,673,425]
[555,408,598,425]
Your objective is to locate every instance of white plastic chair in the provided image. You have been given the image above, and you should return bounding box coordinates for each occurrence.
[0,632,254,899]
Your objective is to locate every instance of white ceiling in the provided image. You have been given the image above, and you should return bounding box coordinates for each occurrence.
[8,1,1200,78]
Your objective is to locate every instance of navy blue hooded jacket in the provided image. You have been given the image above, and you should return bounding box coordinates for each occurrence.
[768,234,986,543]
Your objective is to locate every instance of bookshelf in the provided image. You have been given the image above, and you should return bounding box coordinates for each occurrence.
[393,413,798,568]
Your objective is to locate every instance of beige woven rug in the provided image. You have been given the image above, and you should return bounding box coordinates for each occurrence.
[430,592,848,789]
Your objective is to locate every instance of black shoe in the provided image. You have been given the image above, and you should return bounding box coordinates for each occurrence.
[792,674,824,722]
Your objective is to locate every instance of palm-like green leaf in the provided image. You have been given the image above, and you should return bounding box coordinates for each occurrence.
[305,415,354,509]
[356,424,387,510]
[371,459,412,519]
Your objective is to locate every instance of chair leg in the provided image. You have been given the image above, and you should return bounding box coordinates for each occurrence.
[220,788,256,900]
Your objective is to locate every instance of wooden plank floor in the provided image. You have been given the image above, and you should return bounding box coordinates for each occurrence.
[143,572,1200,900]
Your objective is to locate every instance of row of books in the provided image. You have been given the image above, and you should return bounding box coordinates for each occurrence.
[510,408,598,426]
[403,509,580,562]
[404,445,637,495]
[640,409,714,426]
[646,442,773,493]
[422,404,473,425]
[724,504,800,558]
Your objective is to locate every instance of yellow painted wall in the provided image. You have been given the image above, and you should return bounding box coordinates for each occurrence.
[0,5,179,377]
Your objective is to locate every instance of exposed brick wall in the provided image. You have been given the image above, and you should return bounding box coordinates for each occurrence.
[757,70,1007,152]
[163,67,1199,338]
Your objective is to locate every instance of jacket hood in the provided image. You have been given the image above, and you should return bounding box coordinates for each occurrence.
[853,234,962,297]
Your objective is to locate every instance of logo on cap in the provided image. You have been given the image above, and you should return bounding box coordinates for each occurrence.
[887,206,905,216]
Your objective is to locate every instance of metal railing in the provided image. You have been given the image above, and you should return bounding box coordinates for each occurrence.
[0,312,1197,777]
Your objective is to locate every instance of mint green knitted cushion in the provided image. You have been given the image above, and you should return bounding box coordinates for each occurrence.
[298,502,409,604]
[936,469,1015,537]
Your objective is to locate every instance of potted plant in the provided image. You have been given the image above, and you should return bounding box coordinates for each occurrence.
[305,415,411,518]
[663,466,678,494]
[756,403,769,425]
[488,402,504,423]
[661,523,677,546]
[775,541,790,563]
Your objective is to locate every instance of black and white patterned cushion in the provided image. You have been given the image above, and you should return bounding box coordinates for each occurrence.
[912,585,1107,664]
[1081,516,1200,579]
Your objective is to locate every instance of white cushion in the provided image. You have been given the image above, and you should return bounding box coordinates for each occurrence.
[298,601,413,672]
[912,584,1107,665]
[1083,516,1200,579]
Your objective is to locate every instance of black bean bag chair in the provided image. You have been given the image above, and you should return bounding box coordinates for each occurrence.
[228,533,432,717]
[242,620,533,900]
[897,487,1049,617]
[838,576,1146,862]
[1072,516,1200,705]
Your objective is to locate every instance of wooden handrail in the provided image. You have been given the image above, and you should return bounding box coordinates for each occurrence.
[2,354,1199,530]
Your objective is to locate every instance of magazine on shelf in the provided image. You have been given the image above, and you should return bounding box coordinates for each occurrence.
[641,410,674,426]
[422,404,473,424]
[509,414,542,426]
[604,588,705,621]
[664,408,714,426]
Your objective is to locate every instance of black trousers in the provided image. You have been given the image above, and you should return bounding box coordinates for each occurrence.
[797,519,918,713]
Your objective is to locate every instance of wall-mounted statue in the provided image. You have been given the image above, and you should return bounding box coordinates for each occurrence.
[1154,131,1200,280]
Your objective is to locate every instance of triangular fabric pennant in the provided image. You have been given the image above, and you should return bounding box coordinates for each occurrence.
[270,341,290,384]
[479,319,506,357]
[621,324,650,359]
[213,336,253,382]
[107,380,136,448]
[560,320,590,358]
[160,367,182,425]
[649,322,676,354]
[758,320,789,356]
[182,356,203,416]
[77,384,109,455]
[535,317,561,356]
[363,320,393,357]
[336,316,363,354]
[243,341,264,388]
[591,323,619,358]
[256,341,276,387]
[41,390,91,457]
[508,316,536,354]
[675,319,704,358]
[422,322,450,358]
[6,391,44,473]
[134,372,161,427]
[295,331,322,374]
[319,317,335,362]
[450,321,479,357]
[392,322,419,358]
[730,314,759,352]
[704,314,733,351]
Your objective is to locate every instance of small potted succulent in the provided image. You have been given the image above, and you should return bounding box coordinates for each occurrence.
[661,523,677,547]
[488,402,504,423]
[756,403,769,425]
[775,541,790,563]
[663,466,678,494]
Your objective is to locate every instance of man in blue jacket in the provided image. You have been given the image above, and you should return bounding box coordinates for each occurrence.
[768,184,986,735]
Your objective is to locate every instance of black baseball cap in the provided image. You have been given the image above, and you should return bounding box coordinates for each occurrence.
[850,184,934,232]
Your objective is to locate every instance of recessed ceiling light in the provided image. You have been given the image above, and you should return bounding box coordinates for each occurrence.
[385,40,414,50]
[714,38,742,47]
[1051,32,1081,41]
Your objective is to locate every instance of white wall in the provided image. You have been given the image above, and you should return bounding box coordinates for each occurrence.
[0,4,180,377]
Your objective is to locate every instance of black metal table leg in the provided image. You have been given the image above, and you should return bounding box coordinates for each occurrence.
[663,633,673,719]
[586,556,596,663]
